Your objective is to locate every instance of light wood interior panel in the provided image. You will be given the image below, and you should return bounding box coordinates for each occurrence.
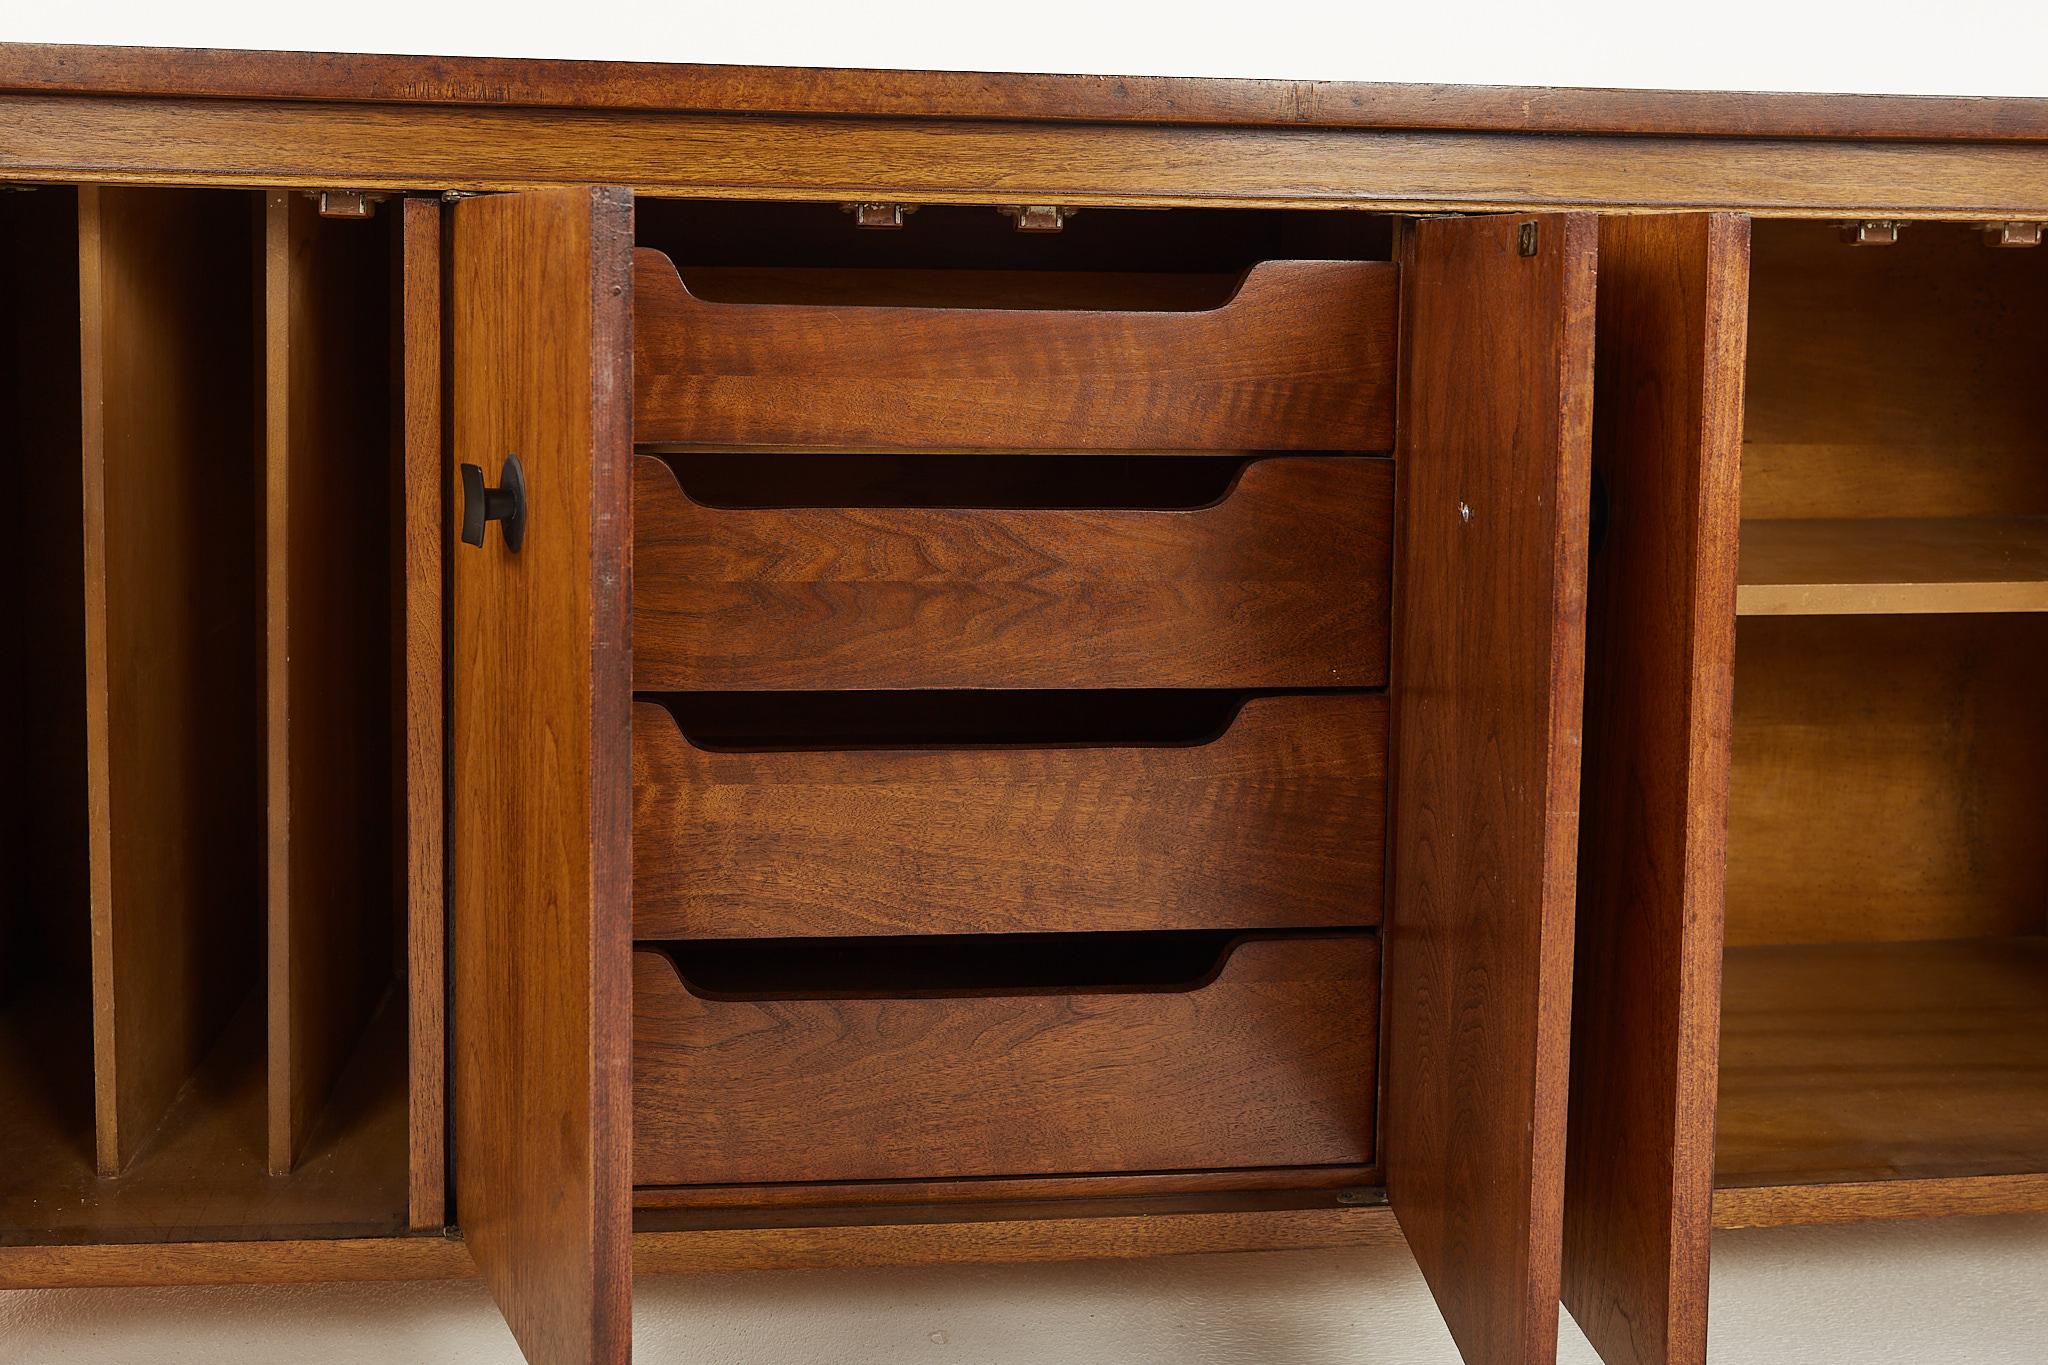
[79,185,263,1176]
[263,191,398,1177]
[1,990,410,1245]
[1723,219,2048,1225]
[1725,614,2048,947]
[1742,220,2048,521]
[394,195,446,1232]
[1717,939,2048,1190]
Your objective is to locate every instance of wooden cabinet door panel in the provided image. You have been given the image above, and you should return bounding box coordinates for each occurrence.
[450,186,634,1365]
[1385,212,1597,1365]
[1564,212,1749,1365]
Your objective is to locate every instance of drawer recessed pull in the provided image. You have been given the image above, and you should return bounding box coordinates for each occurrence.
[460,454,527,552]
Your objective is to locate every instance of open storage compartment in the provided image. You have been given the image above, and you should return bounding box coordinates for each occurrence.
[625,198,1400,1210]
[1717,220,2048,1223]
[0,185,444,1246]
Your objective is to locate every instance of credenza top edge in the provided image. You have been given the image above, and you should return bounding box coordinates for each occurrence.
[3,41,2048,144]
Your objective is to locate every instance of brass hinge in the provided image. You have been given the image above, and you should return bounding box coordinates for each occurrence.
[1839,220,1904,246]
[301,189,385,219]
[1335,1186,1388,1208]
[999,205,1073,233]
[841,201,916,229]
[1980,221,2045,248]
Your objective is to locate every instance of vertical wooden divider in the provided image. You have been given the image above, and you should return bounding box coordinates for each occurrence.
[1563,213,1748,1365]
[264,192,396,1174]
[80,186,262,1175]
[395,195,447,1228]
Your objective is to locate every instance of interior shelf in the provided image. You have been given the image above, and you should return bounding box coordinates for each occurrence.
[1715,938,2048,1220]
[1737,517,2048,615]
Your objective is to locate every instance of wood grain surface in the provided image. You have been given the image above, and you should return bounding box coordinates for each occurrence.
[263,190,396,1177]
[633,454,1392,691]
[6,44,2048,143]
[632,935,1378,1187]
[1725,615,2048,946]
[1742,220,2048,521]
[1737,516,2048,615]
[1383,212,1594,1365]
[395,194,447,1231]
[1564,212,1747,1365]
[450,187,633,1365]
[631,692,1386,938]
[0,1199,1400,1289]
[633,251,1397,450]
[78,185,262,1176]
[1717,939,2048,1193]
[1,988,408,1246]
[10,99,2048,216]
[1713,1172,2048,1228]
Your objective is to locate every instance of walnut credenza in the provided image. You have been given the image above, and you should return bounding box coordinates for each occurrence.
[4,43,2047,1365]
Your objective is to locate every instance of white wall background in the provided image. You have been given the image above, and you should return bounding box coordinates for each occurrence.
[11,0,2048,95]
[6,4,2048,1361]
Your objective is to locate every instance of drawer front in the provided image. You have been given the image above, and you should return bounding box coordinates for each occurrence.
[632,693,1387,938]
[632,934,1378,1187]
[632,454,1393,691]
[632,251,1398,451]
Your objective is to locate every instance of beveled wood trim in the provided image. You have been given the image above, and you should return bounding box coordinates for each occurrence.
[0,1202,1397,1288]
[7,97,2048,216]
[1712,1175,2048,1228]
[2,43,2046,143]
[0,1235,476,1289]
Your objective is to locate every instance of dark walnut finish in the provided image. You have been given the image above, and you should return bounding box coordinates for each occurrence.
[10,40,2048,1365]
[1384,211,1595,1365]
[631,692,1387,939]
[633,454,1393,691]
[1565,213,1748,1365]
[9,43,2048,141]
[633,251,1398,450]
[450,187,634,1365]
[631,935,1378,1187]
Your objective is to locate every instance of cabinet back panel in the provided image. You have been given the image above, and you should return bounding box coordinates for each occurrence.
[1743,220,2048,520]
[1,186,94,1231]
[1,186,89,1008]
[1725,614,2048,945]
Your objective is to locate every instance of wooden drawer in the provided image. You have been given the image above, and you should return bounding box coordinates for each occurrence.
[631,933,1378,1187]
[631,251,1398,451]
[632,692,1387,939]
[632,454,1393,690]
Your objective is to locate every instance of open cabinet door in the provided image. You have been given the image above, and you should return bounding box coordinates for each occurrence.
[451,187,634,1365]
[1562,214,1749,1365]
[1386,212,1596,1365]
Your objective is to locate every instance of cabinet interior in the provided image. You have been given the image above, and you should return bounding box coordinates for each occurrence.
[628,199,1396,1212]
[1721,219,2048,1212]
[0,185,432,1245]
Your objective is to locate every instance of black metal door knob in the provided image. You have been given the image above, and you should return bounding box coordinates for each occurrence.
[461,454,527,552]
